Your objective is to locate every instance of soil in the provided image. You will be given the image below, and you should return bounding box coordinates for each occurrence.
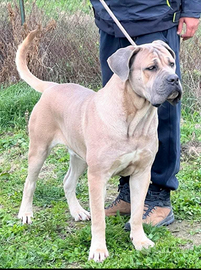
[167,220,201,247]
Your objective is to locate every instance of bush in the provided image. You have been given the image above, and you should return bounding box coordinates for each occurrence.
[0,0,101,89]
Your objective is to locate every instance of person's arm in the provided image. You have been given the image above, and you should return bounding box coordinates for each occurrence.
[177,0,201,40]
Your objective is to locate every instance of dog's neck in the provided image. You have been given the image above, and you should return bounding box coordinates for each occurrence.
[123,80,148,112]
[123,80,158,137]
[96,75,157,138]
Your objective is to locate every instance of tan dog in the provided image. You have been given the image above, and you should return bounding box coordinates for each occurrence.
[16,28,182,262]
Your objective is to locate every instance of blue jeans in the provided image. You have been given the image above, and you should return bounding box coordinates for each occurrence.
[99,27,181,190]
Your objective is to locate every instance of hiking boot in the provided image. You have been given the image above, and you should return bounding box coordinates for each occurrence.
[124,185,174,231]
[105,182,131,216]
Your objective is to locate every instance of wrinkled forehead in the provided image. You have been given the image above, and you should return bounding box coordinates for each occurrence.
[136,43,174,63]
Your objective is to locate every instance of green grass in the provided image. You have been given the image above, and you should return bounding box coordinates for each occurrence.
[22,0,92,19]
[0,82,41,131]
[0,83,201,268]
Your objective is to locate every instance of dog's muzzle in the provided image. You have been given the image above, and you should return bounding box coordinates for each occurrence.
[167,90,182,105]
[166,74,182,105]
[153,74,182,107]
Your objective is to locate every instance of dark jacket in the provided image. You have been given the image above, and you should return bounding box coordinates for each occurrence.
[90,0,201,37]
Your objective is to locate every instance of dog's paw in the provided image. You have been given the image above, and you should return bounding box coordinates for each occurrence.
[131,234,155,250]
[18,212,33,224]
[71,207,91,221]
[88,246,109,262]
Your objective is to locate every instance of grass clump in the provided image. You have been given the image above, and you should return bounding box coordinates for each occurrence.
[0,82,41,131]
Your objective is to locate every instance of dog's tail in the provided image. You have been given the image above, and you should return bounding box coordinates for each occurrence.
[16,26,57,93]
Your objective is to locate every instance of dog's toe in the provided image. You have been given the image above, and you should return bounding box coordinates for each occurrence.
[72,208,91,221]
[18,212,33,224]
[23,215,32,224]
[131,235,155,250]
[88,247,109,262]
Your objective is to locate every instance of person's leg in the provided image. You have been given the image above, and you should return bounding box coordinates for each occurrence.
[151,28,181,190]
[132,27,181,191]
[128,27,181,228]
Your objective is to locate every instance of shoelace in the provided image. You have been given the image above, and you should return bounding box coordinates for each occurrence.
[105,183,130,209]
[105,196,121,209]
[143,204,157,218]
[118,183,130,203]
[106,184,171,212]
[143,189,170,218]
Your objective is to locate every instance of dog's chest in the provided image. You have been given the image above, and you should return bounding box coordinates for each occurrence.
[111,148,154,177]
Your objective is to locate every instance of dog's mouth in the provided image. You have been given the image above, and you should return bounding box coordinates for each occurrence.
[167,90,182,106]
[152,90,182,108]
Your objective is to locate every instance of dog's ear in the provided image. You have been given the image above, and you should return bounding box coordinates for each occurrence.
[107,46,140,82]
[153,40,176,59]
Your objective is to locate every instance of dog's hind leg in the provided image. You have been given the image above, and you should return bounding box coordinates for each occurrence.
[18,141,50,224]
[63,150,90,221]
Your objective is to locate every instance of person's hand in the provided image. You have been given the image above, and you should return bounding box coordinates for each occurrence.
[177,17,200,40]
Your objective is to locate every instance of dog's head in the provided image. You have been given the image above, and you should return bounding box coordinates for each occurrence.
[107,40,182,107]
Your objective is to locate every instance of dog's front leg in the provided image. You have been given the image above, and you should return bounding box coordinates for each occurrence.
[87,168,109,262]
[129,169,155,250]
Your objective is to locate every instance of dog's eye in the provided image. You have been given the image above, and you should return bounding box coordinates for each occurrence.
[146,65,157,71]
[170,62,175,68]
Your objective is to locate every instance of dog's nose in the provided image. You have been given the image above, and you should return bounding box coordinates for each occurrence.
[166,74,179,85]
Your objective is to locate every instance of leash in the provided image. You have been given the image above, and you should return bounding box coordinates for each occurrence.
[99,0,137,47]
